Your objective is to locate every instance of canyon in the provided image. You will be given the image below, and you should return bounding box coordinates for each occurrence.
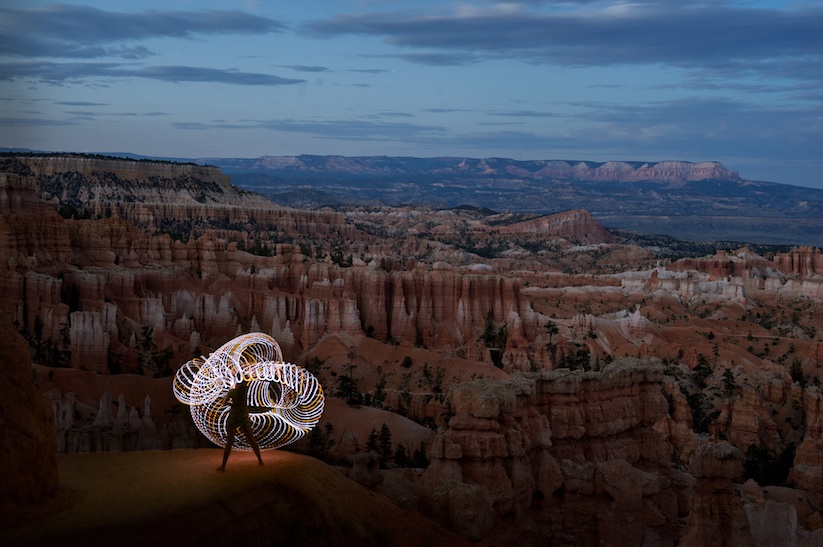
[2,153,823,545]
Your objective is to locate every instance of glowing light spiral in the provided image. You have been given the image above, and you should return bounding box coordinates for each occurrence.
[173,333,324,451]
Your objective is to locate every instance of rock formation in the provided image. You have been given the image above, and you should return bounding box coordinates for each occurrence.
[50,389,165,453]
[421,359,683,544]
[498,209,618,245]
[679,441,756,547]
[772,246,823,277]
[0,314,58,513]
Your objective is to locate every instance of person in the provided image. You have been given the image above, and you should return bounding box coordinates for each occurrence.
[216,378,263,471]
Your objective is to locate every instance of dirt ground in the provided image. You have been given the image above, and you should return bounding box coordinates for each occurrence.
[1,448,467,547]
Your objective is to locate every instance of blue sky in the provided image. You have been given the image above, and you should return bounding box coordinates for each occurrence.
[1,1,822,188]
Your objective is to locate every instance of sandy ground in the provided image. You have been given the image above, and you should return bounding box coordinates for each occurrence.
[1,449,467,547]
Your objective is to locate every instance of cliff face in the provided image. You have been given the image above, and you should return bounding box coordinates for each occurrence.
[216,155,741,184]
[1,154,356,237]
[498,209,618,245]
[679,442,756,547]
[0,157,565,377]
[772,246,823,277]
[421,360,681,545]
[0,315,59,513]
[7,155,232,186]
[531,160,738,184]
[669,246,823,280]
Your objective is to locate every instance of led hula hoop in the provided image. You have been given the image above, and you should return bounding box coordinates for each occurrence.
[173,333,325,451]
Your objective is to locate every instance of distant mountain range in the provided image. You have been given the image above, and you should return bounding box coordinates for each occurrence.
[4,150,822,246]
[193,155,823,247]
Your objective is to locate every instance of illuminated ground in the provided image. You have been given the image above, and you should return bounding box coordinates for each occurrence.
[2,449,466,546]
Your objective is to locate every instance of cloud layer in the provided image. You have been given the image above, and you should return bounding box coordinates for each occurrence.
[308,3,823,82]
[0,4,292,85]
[0,5,285,59]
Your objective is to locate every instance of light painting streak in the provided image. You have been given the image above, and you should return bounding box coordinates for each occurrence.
[173,333,325,451]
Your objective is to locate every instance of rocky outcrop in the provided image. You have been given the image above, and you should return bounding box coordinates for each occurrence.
[679,441,756,547]
[0,314,58,513]
[772,246,823,277]
[2,154,357,238]
[712,389,782,452]
[654,377,695,450]
[422,359,682,544]
[50,390,172,453]
[3,154,231,185]
[669,249,770,280]
[498,209,617,245]
[740,480,823,547]
[790,386,823,491]
[665,248,823,301]
[533,361,670,464]
[534,160,739,184]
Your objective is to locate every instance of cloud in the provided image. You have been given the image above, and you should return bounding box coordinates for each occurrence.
[432,95,823,166]
[279,65,331,73]
[191,98,821,165]
[307,3,823,82]
[0,62,304,86]
[62,110,99,117]
[487,110,561,118]
[348,68,394,74]
[0,116,77,127]
[423,107,476,114]
[54,101,109,106]
[136,66,303,85]
[373,111,416,119]
[379,52,482,67]
[0,6,297,88]
[175,117,445,141]
[0,5,286,59]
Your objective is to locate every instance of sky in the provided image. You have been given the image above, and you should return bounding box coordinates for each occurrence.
[1,1,822,189]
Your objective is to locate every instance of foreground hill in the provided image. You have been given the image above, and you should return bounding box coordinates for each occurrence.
[1,449,467,547]
[198,155,823,246]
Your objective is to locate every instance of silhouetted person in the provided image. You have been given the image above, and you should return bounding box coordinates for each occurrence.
[217,379,263,471]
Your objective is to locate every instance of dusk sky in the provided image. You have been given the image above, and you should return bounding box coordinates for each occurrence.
[1,1,822,189]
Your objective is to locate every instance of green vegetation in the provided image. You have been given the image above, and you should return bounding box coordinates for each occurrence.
[743,443,796,487]
[557,343,591,371]
[137,326,174,378]
[481,310,508,369]
[0,151,202,167]
[306,423,336,461]
[608,229,795,261]
[336,362,363,407]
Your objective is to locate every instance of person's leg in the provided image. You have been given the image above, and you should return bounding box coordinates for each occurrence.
[217,428,236,471]
[241,422,263,465]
